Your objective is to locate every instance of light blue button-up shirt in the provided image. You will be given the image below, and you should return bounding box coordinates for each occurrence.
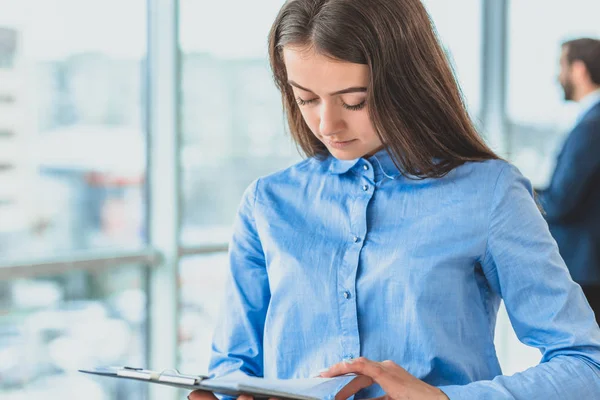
[209,149,600,399]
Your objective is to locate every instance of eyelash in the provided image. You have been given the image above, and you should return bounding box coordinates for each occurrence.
[295,97,366,111]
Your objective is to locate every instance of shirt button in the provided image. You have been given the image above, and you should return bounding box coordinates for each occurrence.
[344,354,355,361]
[362,185,369,191]
[363,165,369,171]
[343,291,351,299]
[353,236,360,243]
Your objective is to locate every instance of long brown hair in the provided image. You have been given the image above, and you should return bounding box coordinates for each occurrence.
[268,0,499,178]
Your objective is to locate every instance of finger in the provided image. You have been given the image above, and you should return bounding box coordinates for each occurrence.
[188,390,218,400]
[324,358,411,397]
[367,360,414,396]
[321,357,384,379]
[334,375,374,400]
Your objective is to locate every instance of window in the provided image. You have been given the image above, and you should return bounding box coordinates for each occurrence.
[177,0,296,377]
[422,0,483,118]
[179,0,299,247]
[0,0,150,398]
[0,0,147,259]
[0,265,148,399]
[0,27,17,68]
[507,0,600,186]
[179,253,229,374]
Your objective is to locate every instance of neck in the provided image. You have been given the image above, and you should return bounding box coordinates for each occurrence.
[574,84,600,102]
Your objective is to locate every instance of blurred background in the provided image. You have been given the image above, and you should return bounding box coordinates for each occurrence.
[0,0,598,399]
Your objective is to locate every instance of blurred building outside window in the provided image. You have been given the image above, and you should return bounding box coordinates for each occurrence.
[0,0,149,398]
[0,266,148,400]
[0,0,147,260]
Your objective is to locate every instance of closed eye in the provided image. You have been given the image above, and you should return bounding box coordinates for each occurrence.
[296,97,317,106]
[296,97,366,111]
[343,101,366,111]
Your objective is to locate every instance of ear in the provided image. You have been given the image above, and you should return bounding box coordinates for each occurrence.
[571,60,590,83]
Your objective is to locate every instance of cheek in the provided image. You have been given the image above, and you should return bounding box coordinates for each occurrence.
[351,113,378,138]
[299,109,320,133]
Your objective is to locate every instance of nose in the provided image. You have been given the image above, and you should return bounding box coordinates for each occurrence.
[319,103,345,137]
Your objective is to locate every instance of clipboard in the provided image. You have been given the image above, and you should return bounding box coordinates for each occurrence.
[79,366,356,400]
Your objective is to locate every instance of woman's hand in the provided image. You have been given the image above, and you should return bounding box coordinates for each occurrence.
[320,357,449,400]
[187,391,218,400]
[187,393,259,400]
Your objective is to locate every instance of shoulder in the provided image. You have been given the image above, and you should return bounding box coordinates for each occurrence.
[573,102,600,137]
[559,113,600,158]
[582,102,600,124]
[446,159,532,202]
[256,157,325,191]
[259,157,325,185]
[448,158,519,187]
[244,157,326,202]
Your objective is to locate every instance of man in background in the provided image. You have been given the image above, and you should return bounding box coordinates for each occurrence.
[537,38,600,324]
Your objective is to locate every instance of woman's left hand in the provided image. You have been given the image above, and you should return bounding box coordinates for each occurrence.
[320,357,449,400]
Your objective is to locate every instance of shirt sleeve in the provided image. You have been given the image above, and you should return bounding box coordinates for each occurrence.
[208,178,270,380]
[439,163,600,400]
[537,120,600,223]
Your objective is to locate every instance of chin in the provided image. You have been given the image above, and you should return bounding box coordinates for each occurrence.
[328,148,367,161]
[330,153,358,161]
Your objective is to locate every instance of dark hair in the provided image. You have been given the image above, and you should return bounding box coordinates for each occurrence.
[562,38,600,86]
[268,0,498,178]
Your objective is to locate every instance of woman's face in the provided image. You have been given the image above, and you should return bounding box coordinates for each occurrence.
[283,46,383,160]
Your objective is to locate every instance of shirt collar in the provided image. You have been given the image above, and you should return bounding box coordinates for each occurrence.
[328,157,361,174]
[577,88,600,123]
[368,148,402,180]
[328,148,402,180]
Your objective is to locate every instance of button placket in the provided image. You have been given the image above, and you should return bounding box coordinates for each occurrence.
[338,171,373,364]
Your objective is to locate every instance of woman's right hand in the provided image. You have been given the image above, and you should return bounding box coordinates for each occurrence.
[187,391,217,400]
[188,392,256,400]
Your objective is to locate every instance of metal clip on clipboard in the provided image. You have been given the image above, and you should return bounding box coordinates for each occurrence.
[116,366,208,386]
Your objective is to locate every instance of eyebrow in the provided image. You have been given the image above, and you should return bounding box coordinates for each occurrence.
[288,80,367,96]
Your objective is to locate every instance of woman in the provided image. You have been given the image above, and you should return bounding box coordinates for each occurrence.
[190,0,600,398]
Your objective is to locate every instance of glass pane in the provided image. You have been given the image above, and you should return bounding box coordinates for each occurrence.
[0,265,148,399]
[507,0,600,185]
[0,0,147,258]
[422,0,482,117]
[179,253,229,375]
[179,0,299,246]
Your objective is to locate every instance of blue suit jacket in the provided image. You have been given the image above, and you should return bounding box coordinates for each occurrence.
[538,102,600,285]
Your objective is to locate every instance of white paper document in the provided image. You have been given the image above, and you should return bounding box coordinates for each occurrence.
[79,367,356,400]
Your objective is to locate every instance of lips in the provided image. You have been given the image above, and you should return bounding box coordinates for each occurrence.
[327,139,357,149]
